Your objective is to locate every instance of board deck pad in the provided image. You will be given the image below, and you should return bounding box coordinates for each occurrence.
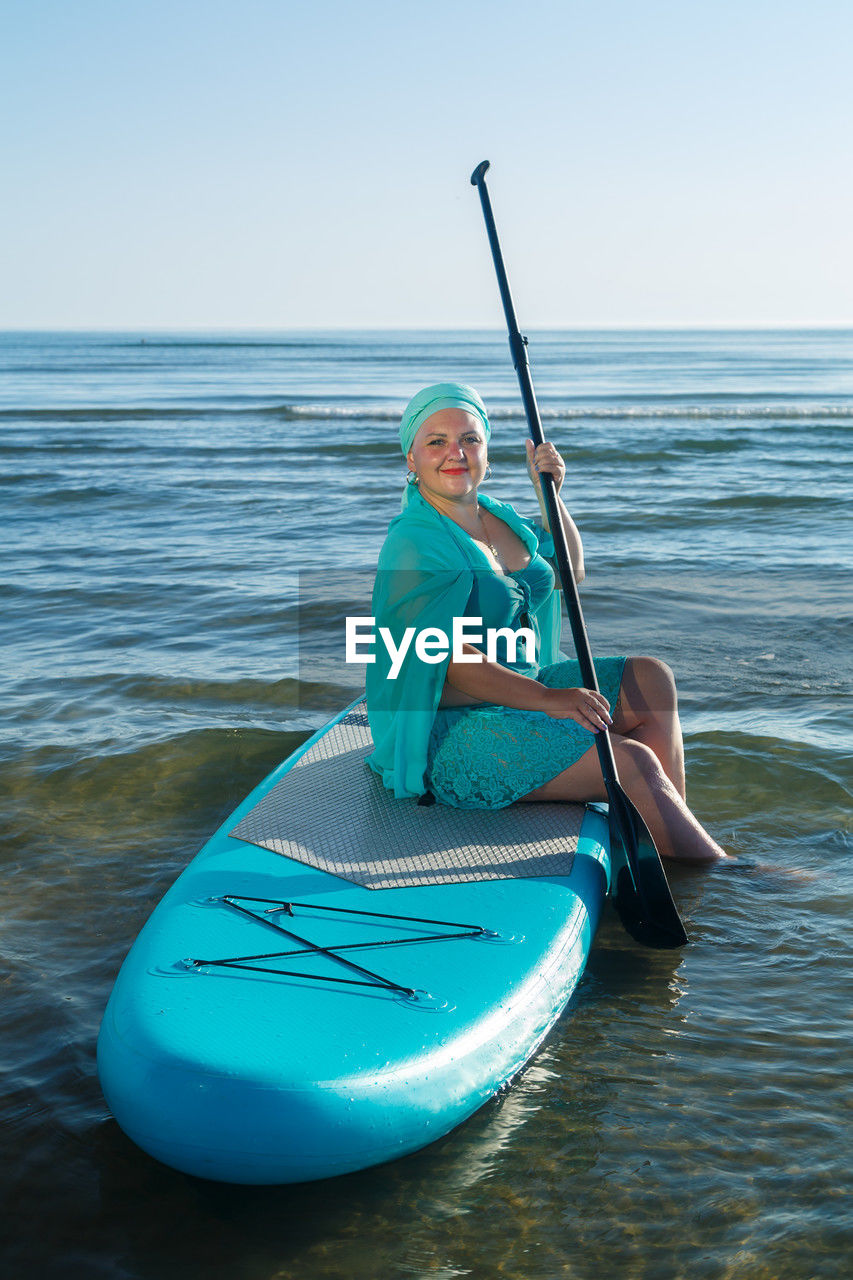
[231,704,584,889]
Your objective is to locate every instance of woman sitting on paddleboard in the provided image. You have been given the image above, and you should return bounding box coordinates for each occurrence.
[365,382,725,863]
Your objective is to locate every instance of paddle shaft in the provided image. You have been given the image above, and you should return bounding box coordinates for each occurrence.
[470,161,687,948]
[470,162,622,793]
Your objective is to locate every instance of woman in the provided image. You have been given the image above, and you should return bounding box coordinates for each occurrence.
[366,383,725,863]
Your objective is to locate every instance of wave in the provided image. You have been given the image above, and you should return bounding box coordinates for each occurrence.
[269,401,853,422]
[2,400,852,424]
[0,406,224,422]
[0,726,310,855]
[687,729,852,814]
[0,678,353,772]
[47,671,310,708]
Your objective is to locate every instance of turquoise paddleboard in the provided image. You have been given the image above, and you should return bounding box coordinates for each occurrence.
[97,697,610,1184]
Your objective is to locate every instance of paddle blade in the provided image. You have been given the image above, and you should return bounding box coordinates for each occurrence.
[607,788,688,949]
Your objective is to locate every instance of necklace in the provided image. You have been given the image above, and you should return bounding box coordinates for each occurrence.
[475,504,506,571]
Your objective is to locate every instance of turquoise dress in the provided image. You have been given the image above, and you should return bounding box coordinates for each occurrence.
[365,487,625,810]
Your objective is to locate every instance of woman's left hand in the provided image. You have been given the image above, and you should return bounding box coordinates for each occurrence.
[525,439,566,494]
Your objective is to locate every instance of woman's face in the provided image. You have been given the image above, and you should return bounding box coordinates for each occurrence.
[406,408,488,505]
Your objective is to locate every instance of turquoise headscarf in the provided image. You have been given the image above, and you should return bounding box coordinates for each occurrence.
[399,383,491,458]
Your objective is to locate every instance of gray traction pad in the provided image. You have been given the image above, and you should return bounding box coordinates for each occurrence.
[231,703,584,890]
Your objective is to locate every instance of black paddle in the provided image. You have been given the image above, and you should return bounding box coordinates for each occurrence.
[470,159,687,949]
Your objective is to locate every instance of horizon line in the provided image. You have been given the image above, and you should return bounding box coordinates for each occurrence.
[2,322,852,335]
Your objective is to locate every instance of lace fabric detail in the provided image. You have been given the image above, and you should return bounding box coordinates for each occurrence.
[426,657,627,810]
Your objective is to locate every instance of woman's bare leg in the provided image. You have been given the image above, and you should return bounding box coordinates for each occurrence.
[519,735,726,863]
[612,657,686,798]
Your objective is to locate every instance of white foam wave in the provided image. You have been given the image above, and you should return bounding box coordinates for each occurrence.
[280,402,853,422]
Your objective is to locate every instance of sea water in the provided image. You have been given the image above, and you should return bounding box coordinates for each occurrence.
[1,330,851,1278]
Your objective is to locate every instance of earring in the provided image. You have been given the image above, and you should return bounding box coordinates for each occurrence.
[406,470,418,485]
[483,464,492,481]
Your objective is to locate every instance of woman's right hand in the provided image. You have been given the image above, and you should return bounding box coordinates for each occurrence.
[542,686,613,732]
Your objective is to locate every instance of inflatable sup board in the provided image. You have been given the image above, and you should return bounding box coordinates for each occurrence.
[97,696,610,1184]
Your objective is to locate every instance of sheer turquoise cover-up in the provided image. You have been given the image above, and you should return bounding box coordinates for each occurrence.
[365,487,625,807]
[365,487,562,798]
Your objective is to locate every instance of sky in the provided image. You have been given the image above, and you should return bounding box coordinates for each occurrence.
[1,0,851,329]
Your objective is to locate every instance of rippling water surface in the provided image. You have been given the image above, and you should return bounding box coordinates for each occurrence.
[2,330,851,1278]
